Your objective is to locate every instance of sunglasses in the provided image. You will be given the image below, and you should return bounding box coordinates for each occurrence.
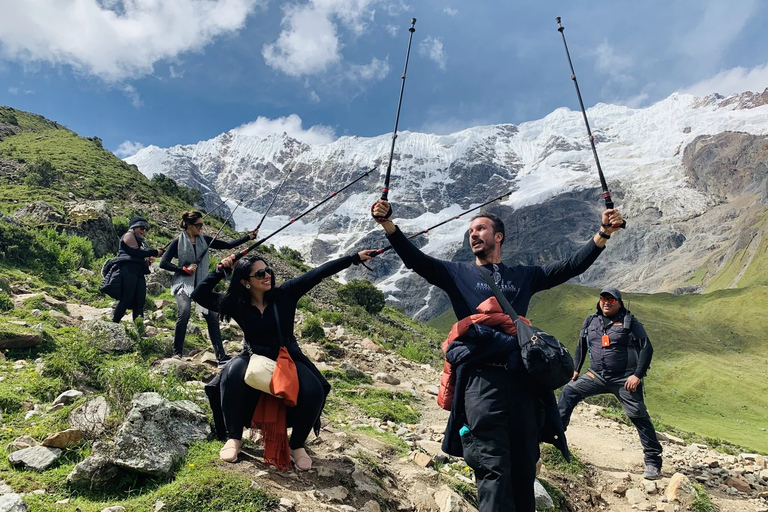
[599,296,617,304]
[192,222,204,228]
[249,267,274,279]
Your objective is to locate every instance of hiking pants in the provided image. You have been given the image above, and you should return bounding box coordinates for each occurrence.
[461,366,540,512]
[219,354,325,449]
[112,271,146,323]
[558,371,663,468]
[173,292,225,359]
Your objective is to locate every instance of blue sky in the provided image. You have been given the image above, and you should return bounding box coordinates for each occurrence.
[1,0,767,158]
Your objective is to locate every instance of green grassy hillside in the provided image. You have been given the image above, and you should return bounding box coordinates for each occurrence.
[430,282,768,452]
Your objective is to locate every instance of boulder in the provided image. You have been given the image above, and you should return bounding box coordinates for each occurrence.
[145,282,164,297]
[42,429,83,448]
[67,453,126,489]
[53,389,84,406]
[340,362,366,380]
[110,393,210,477]
[81,320,137,353]
[533,479,554,510]
[0,329,41,350]
[665,473,695,504]
[433,484,477,512]
[6,435,38,453]
[63,200,116,258]
[69,396,111,437]
[11,201,65,225]
[0,494,27,512]
[374,372,400,385]
[8,446,62,471]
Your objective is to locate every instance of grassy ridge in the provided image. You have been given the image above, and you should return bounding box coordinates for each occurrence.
[430,283,768,452]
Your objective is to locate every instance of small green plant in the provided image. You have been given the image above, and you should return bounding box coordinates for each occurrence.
[691,482,718,512]
[338,279,386,314]
[24,158,60,187]
[278,246,304,263]
[296,296,318,313]
[538,478,567,511]
[301,315,326,342]
[318,309,343,325]
[0,291,12,312]
[540,445,587,476]
[322,340,345,359]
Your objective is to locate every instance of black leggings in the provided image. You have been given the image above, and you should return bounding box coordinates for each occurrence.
[112,271,146,323]
[220,354,325,449]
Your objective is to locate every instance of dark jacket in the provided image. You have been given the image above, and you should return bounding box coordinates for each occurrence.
[441,324,569,459]
[117,231,158,275]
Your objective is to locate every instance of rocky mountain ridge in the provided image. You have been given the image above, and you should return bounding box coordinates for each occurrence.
[126,90,768,319]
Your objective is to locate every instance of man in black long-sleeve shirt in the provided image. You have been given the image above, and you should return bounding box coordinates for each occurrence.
[558,286,663,480]
[372,199,624,512]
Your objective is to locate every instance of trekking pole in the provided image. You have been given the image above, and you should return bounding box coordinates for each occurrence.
[195,198,244,264]
[371,18,417,221]
[256,165,293,231]
[371,192,511,257]
[219,167,375,270]
[201,198,229,220]
[555,17,626,227]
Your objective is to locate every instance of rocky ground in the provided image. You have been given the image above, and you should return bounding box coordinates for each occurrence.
[1,294,768,511]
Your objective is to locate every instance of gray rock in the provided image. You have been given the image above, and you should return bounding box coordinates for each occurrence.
[146,282,164,296]
[100,507,126,512]
[53,389,83,407]
[533,479,554,510]
[0,480,14,494]
[625,487,647,504]
[340,362,366,380]
[69,396,111,437]
[0,494,27,512]
[374,372,400,385]
[67,454,126,489]
[8,446,62,471]
[81,320,137,353]
[351,467,380,493]
[111,393,210,477]
[63,200,117,258]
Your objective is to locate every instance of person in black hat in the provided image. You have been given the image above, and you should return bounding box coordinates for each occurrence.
[112,216,165,323]
[557,287,663,480]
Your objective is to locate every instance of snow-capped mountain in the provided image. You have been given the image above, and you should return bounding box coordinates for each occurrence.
[127,89,768,319]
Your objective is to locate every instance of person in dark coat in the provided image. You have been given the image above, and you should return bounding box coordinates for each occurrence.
[160,210,258,363]
[371,198,624,512]
[112,216,165,323]
[558,287,663,480]
[192,249,376,468]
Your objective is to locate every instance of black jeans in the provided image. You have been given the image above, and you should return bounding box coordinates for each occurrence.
[220,354,325,449]
[461,366,541,512]
[173,292,225,359]
[558,370,663,467]
[112,271,146,323]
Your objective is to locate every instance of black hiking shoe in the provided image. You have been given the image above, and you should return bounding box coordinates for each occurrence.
[643,465,662,480]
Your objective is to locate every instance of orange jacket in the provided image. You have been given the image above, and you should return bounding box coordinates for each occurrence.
[437,297,527,410]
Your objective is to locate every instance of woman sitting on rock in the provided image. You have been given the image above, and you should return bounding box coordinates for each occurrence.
[192,249,375,470]
[112,216,165,323]
[160,210,258,363]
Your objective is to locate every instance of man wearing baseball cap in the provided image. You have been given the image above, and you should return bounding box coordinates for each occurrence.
[557,287,663,480]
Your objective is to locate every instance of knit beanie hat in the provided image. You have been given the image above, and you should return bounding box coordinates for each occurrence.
[129,216,150,230]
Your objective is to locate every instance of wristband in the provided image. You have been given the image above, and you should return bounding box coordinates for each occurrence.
[183,266,194,275]
[598,231,611,239]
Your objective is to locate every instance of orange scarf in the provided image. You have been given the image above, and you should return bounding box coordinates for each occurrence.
[250,347,299,471]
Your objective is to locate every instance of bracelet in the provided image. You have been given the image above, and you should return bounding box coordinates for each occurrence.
[598,231,611,239]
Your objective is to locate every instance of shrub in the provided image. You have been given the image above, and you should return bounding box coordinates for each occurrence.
[24,158,60,187]
[0,219,93,275]
[318,310,343,325]
[278,246,303,263]
[302,315,325,342]
[151,173,203,205]
[0,292,12,312]
[297,296,317,313]
[338,279,386,314]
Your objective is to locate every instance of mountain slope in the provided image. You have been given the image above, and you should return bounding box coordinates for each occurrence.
[126,90,768,319]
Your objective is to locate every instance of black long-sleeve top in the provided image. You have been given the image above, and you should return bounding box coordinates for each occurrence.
[573,309,653,379]
[386,226,604,319]
[118,233,159,275]
[159,234,251,274]
[191,254,357,360]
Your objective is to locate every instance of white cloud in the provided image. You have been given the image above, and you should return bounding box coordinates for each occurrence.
[262,0,381,77]
[169,65,185,79]
[677,0,758,65]
[115,140,146,158]
[681,64,768,97]
[122,84,143,108]
[386,24,398,37]
[594,41,633,87]
[8,87,18,94]
[444,8,458,16]
[0,0,262,82]
[309,90,321,103]
[419,36,446,71]
[347,57,389,82]
[232,114,335,144]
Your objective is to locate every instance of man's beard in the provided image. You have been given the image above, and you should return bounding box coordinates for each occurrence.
[472,239,496,258]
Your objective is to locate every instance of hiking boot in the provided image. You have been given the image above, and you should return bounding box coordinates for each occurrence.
[172,354,182,360]
[643,465,662,480]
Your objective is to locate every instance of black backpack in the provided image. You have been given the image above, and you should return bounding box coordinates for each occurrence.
[479,269,574,390]
[99,256,130,300]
